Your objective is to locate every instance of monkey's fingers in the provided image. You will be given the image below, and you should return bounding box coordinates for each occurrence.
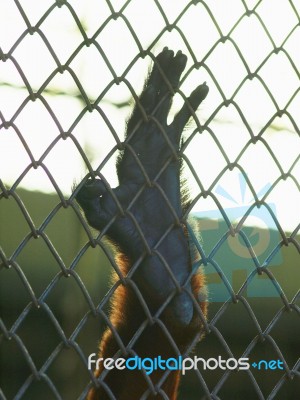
[76,179,106,206]
[127,49,188,133]
[154,50,187,121]
[76,179,112,230]
[163,50,187,93]
[171,83,209,141]
[148,47,175,91]
[126,49,175,133]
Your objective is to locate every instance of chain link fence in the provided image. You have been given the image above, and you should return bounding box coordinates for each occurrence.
[0,0,299,399]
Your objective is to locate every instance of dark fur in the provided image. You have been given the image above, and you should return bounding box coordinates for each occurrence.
[75,48,209,399]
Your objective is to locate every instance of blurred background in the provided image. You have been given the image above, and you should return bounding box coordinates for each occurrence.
[0,0,299,399]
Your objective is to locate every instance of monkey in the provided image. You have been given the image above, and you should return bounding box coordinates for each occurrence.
[75,48,209,399]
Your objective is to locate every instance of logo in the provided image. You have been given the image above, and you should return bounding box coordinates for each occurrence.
[191,173,282,301]
[88,354,285,374]
[88,354,250,375]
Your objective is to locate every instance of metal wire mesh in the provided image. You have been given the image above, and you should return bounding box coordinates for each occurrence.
[0,0,299,399]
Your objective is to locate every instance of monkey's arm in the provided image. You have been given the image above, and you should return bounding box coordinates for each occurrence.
[76,48,208,399]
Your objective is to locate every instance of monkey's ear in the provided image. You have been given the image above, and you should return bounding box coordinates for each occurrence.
[172,82,209,139]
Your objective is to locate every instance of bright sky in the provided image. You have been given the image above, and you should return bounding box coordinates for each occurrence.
[0,0,299,232]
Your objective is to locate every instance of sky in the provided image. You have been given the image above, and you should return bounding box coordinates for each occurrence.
[0,0,299,232]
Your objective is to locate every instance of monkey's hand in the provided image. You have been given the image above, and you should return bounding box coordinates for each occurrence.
[76,48,208,325]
